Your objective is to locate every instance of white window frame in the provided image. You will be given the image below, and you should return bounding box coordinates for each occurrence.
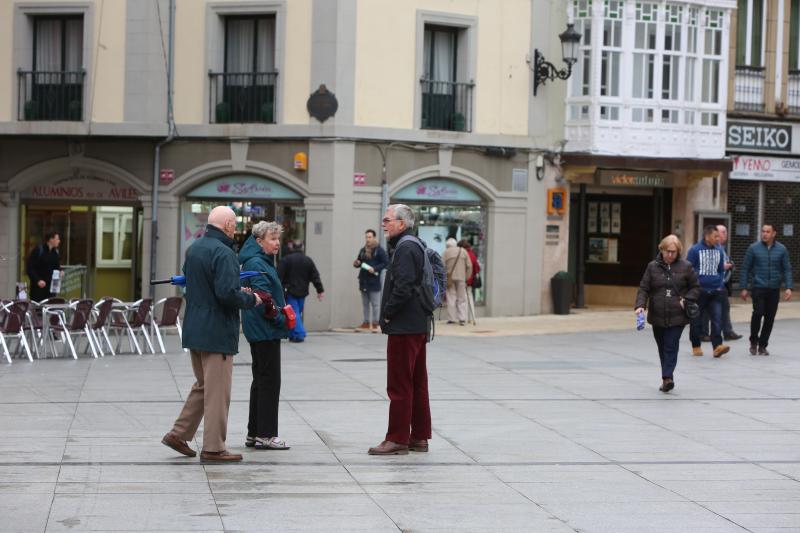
[96,207,133,268]
[742,0,767,67]
[206,1,287,125]
[12,3,93,124]
[413,11,477,131]
[567,0,594,121]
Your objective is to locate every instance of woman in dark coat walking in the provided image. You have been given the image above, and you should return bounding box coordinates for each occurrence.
[635,234,700,392]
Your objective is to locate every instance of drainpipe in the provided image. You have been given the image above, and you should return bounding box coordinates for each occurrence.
[375,144,391,249]
[149,0,176,300]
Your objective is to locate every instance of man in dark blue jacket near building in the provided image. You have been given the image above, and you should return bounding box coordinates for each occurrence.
[687,225,730,358]
[738,223,793,356]
[162,206,260,463]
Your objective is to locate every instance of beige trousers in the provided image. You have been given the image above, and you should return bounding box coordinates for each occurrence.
[171,350,233,453]
[446,280,468,322]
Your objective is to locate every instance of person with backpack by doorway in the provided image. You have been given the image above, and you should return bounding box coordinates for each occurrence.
[369,204,436,456]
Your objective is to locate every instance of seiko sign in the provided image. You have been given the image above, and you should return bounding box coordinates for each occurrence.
[727,122,792,153]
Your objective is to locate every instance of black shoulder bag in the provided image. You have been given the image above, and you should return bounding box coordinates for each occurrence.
[664,267,699,319]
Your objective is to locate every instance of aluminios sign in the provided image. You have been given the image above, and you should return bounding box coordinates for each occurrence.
[727,122,792,153]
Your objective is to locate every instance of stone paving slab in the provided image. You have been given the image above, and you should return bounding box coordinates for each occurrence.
[1,314,800,532]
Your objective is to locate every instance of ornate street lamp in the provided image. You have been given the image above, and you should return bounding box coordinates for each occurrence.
[531,23,581,96]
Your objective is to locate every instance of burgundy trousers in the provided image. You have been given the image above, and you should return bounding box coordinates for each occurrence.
[385,333,432,444]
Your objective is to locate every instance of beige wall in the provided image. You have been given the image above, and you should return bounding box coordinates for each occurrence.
[0,2,12,122]
[354,0,530,134]
[91,0,126,123]
[282,0,312,124]
[173,0,312,125]
[173,0,205,124]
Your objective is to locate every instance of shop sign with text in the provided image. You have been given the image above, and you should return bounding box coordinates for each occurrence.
[730,155,800,183]
[726,121,792,153]
[598,170,672,188]
[394,179,481,203]
[188,176,302,200]
[21,175,140,201]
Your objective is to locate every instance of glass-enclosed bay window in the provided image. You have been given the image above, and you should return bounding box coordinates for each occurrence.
[565,1,730,129]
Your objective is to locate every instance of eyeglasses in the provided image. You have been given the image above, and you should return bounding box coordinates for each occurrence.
[663,249,678,254]
[381,217,401,224]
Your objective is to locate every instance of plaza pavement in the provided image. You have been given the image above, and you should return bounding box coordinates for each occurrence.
[2,302,800,532]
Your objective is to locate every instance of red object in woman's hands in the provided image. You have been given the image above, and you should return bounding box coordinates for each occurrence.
[282,305,297,329]
[252,290,278,319]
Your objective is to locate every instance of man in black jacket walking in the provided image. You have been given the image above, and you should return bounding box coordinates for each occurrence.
[278,246,324,342]
[26,231,61,302]
[368,204,431,456]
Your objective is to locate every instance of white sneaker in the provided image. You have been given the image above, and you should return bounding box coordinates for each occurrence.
[253,436,290,450]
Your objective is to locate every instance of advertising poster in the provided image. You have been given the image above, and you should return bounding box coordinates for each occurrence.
[611,203,621,234]
[600,203,611,233]
[607,238,619,263]
[588,237,607,262]
[588,202,598,233]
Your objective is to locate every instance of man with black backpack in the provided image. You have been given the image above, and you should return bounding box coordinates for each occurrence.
[369,204,435,456]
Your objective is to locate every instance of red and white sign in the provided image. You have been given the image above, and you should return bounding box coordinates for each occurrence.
[730,155,800,183]
[22,175,140,201]
[353,172,366,186]
[159,168,175,184]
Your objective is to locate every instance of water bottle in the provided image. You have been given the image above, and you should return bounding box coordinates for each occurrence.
[636,312,645,331]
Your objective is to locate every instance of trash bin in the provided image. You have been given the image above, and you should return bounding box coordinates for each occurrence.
[550,272,573,315]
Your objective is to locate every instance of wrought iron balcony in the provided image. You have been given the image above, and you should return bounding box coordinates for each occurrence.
[733,65,766,113]
[788,71,800,116]
[420,79,474,132]
[17,69,85,121]
[209,71,278,124]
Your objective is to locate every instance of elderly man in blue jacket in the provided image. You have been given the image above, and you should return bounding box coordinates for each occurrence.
[738,223,794,356]
[162,206,261,462]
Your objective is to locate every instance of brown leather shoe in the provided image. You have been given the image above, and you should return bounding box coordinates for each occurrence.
[713,344,730,358]
[161,432,196,457]
[200,450,243,462]
[409,439,429,452]
[367,440,408,455]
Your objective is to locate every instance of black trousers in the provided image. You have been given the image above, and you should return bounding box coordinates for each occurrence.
[652,325,684,379]
[247,340,282,439]
[749,288,781,348]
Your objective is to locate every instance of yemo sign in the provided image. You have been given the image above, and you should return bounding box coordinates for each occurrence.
[727,121,792,153]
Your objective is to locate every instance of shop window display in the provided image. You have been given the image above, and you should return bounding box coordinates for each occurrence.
[409,204,486,304]
[181,200,305,258]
